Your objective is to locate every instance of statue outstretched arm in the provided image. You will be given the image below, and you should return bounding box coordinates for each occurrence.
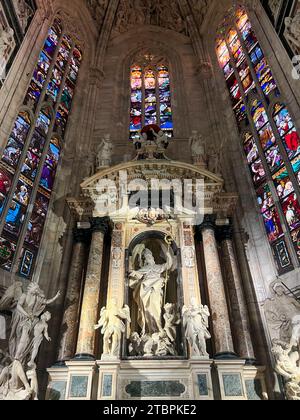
[45,290,61,305]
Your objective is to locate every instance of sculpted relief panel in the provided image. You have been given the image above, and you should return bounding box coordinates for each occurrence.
[112,0,187,36]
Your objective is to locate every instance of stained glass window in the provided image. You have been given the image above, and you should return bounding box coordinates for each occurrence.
[129,63,173,140]
[0,17,83,279]
[216,8,300,274]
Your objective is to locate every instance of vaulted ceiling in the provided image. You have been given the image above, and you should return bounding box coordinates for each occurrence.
[85,0,212,37]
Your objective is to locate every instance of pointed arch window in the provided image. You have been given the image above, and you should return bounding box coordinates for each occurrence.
[216,7,300,274]
[0,17,83,279]
[129,60,173,140]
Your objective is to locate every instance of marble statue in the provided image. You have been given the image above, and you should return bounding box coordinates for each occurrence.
[0,23,14,58]
[151,128,170,149]
[28,312,51,368]
[129,247,173,336]
[272,340,300,400]
[285,11,300,49]
[182,298,211,358]
[96,134,113,169]
[189,131,206,165]
[163,303,180,343]
[263,282,300,344]
[129,332,143,356]
[12,0,34,33]
[95,300,131,358]
[0,282,60,400]
[208,142,223,175]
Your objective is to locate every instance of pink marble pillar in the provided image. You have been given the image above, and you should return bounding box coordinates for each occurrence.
[200,217,235,357]
[57,229,89,362]
[219,226,255,361]
[75,218,110,359]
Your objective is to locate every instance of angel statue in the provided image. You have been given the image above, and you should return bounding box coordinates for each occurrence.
[0,282,60,400]
[129,245,174,337]
[182,298,211,358]
[95,299,131,359]
[96,134,113,169]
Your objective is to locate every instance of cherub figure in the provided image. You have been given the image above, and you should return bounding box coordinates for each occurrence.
[28,312,52,368]
[163,303,180,343]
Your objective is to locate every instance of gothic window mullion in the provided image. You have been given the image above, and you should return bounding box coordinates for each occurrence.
[155,67,160,126]
[0,24,64,236]
[11,39,76,275]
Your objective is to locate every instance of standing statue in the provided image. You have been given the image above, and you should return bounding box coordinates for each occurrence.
[96,134,113,169]
[182,298,211,358]
[28,312,52,368]
[0,282,60,400]
[129,247,173,336]
[208,142,223,175]
[0,23,14,59]
[189,131,207,166]
[12,0,34,33]
[95,299,131,359]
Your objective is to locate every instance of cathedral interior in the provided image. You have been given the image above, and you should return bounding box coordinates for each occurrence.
[0,0,300,401]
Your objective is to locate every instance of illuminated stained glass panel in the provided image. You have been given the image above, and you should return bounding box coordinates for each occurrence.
[0,17,83,279]
[216,7,297,272]
[129,64,173,138]
[0,236,16,272]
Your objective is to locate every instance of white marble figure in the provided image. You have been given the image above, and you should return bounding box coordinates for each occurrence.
[0,23,14,58]
[152,330,175,357]
[163,303,180,343]
[0,282,60,400]
[12,0,34,33]
[189,131,206,165]
[28,312,51,368]
[129,247,173,336]
[208,142,223,175]
[95,300,131,358]
[96,134,113,169]
[151,128,170,149]
[183,247,195,268]
[285,11,300,49]
[129,332,143,356]
[182,298,211,358]
[272,341,300,400]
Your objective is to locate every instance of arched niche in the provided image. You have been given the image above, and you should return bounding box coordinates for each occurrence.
[123,229,187,359]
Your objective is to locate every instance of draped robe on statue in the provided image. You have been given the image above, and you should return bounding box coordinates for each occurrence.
[130,261,168,335]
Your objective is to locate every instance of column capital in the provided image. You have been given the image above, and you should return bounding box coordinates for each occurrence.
[197,215,217,233]
[90,217,111,235]
[217,225,234,242]
[73,228,91,244]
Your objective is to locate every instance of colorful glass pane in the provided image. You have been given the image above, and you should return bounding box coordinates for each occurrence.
[262,206,283,243]
[236,9,249,30]
[250,158,266,185]
[244,135,259,164]
[256,184,274,214]
[0,236,16,271]
[252,101,268,130]
[217,41,230,68]
[2,137,24,169]
[19,248,35,278]
[273,167,295,200]
[258,124,276,150]
[25,192,49,248]
[0,167,13,215]
[265,145,283,173]
[282,193,300,232]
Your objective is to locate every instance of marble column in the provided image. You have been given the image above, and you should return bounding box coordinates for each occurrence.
[198,216,235,358]
[218,225,255,362]
[75,217,110,360]
[57,229,90,363]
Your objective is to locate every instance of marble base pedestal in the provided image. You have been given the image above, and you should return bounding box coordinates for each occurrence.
[215,360,268,401]
[97,360,121,400]
[47,361,98,400]
[46,359,267,400]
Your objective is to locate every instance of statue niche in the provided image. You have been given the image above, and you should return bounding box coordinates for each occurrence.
[126,234,183,358]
